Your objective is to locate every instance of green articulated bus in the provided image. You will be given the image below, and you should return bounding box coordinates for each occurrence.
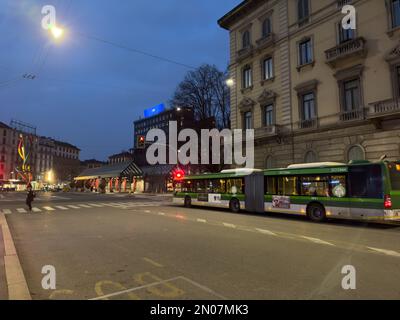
[173,161,400,222]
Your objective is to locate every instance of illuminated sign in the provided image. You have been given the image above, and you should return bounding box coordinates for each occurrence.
[144,103,165,118]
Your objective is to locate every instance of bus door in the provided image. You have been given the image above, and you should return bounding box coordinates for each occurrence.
[245,172,264,213]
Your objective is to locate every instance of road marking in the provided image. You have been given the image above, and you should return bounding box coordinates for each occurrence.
[32,207,42,213]
[255,228,277,236]
[145,210,151,213]
[17,208,27,213]
[55,206,68,210]
[1,209,12,214]
[301,236,335,246]
[0,194,4,199]
[78,204,92,208]
[90,276,182,300]
[142,257,164,268]
[158,212,165,216]
[43,206,55,211]
[197,219,207,223]
[367,247,400,258]
[88,203,104,207]
[223,223,236,229]
[67,205,81,209]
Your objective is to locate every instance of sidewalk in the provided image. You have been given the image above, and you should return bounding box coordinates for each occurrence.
[0,214,31,300]
[0,227,7,299]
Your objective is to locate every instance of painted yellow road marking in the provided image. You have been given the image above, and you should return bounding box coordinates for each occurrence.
[49,289,75,300]
[133,272,184,298]
[94,280,140,300]
[143,257,163,268]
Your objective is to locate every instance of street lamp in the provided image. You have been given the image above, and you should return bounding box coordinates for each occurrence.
[49,24,64,40]
[225,78,235,87]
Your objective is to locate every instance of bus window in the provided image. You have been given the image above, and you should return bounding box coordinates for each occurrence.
[226,178,244,194]
[348,165,383,199]
[329,175,346,198]
[387,163,400,190]
[211,179,226,193]
[182,180,193,192]
[195,180,206,193]
[277,176,298,196]
[265,176,276,195]
[301,176,329,197]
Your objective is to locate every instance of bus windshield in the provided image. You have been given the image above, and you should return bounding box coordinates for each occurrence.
[387,162,400,190]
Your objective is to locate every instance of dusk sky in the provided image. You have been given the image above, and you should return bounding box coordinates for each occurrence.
[0,0,241,160]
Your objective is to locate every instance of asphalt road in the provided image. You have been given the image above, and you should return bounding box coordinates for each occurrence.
[1,192,400,300]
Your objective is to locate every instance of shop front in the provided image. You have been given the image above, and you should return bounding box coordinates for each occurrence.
[74,161,143,193]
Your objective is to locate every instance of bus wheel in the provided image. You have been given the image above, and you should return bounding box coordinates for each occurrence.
[307,203,326,222]
[184,196,192,208]
[229,199,240,213]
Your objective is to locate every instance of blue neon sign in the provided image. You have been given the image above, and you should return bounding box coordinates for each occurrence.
[144,103,165,118]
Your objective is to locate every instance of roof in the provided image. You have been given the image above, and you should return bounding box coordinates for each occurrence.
[218,0,264,30]
[0,122,11,129]
[108,151,133,159]
[75,161,143,180]
[53,139,80,151]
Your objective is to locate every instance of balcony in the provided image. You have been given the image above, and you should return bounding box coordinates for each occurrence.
[298,119,318,130]
[254,125,280,139]
[255,34,275,51]
[340,108,367,122]
[325,37,367,68]
[236,45,254,62]
[368,99,400,119]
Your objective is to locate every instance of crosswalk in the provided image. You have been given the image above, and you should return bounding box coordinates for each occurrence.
[0,201,168,215]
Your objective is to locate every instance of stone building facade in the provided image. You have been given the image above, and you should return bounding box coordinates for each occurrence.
[219,0,400,168]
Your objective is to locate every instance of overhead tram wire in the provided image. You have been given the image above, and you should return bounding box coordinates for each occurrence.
[75,31,196,70]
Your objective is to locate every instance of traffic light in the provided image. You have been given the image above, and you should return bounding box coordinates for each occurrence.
[173,168,185,181]
[137,135,146,149]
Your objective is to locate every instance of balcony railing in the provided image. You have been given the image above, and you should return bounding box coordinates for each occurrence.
[298,118,318,129]
[369,99,400,116]
[340,108,366,121]
[325,37,366,67]
[254,125,279,138]
[256,34,275,51]
[236,45,254,62]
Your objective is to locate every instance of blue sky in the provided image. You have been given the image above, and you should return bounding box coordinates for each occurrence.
[0,0,241,160]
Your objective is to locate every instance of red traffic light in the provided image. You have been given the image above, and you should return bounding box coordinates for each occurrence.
[173,169,185,181]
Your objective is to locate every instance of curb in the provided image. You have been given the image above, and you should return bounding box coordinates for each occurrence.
[0,214,31,300]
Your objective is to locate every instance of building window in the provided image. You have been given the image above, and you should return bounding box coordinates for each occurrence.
[242,30,251,49]
[298,0,310,25]
[301,92,316,120]
[348,145,365,161]
[262,17,272,38]
[263,104,274,126]
[304,151,318,163]
[391,0,400,28]
[299,38,313,66]
[243,111,253,129]
[265,156,274,169]
[338,21,355,43]
[263,57,273,80]
[243,66,253,88]
[343,79,361,111]
[396,65,400,96]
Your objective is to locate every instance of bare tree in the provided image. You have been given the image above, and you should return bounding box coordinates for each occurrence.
[170,64,230,129]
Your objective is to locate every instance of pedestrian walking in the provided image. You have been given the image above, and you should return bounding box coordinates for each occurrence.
[26,185,36,212]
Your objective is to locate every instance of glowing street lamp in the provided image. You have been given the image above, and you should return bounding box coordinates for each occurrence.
[225,78,235,87]
[46,170,54,183]
[49,24,64,40]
